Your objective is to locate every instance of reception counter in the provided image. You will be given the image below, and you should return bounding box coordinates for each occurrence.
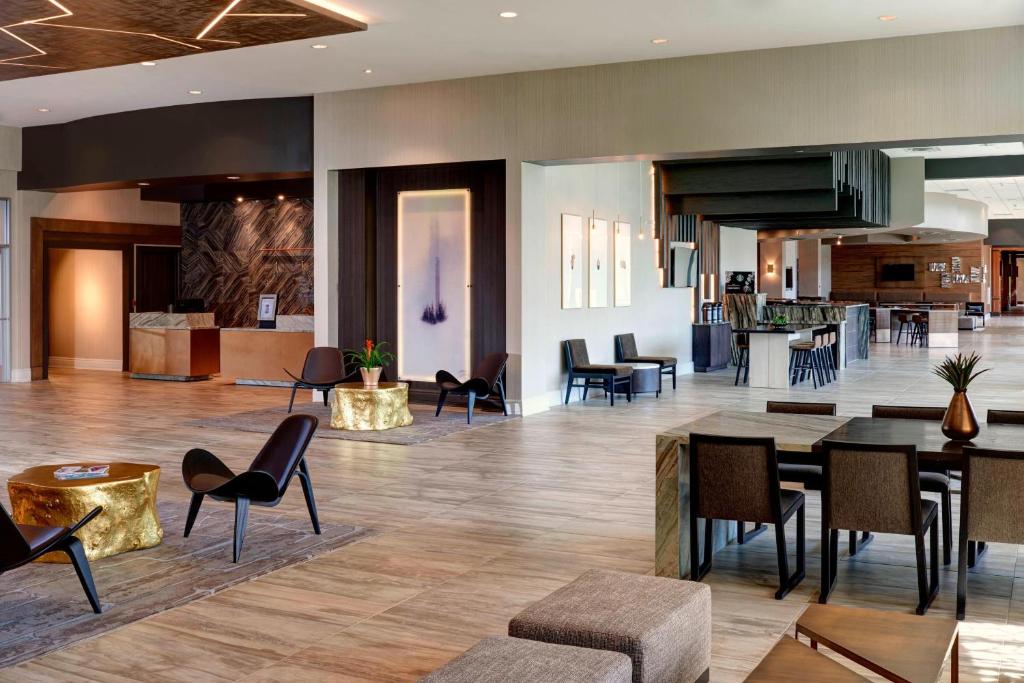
[877,307,959,348]
[220,315,314,386]
[129,313,220,381]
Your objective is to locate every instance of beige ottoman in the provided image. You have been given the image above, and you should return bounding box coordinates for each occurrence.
[421,636,632,683]
[509,569,712,683]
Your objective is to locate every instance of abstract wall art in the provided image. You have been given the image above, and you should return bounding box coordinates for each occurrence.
[589,217,609,308]
[397,189,471,382]
[614,221,632,307]
[561,214,584,309]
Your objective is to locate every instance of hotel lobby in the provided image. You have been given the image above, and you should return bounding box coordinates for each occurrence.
[2,2,1024,681]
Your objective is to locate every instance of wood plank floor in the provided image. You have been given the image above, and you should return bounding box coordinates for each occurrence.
[2,320,1024,681]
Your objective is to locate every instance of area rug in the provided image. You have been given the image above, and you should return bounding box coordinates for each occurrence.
[188,403,516,445]
[0,500,370,668]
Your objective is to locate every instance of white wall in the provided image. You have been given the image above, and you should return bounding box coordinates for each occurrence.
[719,226,757,296]
[783,240,798,298]
[521,161,690,413]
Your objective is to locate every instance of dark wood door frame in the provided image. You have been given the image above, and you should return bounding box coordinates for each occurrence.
[31,217,182,380]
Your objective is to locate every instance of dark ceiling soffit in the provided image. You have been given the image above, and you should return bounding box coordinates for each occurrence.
[141,176,313,203]
[925,156,1024,180]
[19,97,313,192]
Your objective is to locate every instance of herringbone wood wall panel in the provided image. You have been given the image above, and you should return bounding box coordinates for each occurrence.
[181,199,313,328]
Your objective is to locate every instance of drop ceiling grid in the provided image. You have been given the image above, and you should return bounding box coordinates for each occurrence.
[926,177,1024,218]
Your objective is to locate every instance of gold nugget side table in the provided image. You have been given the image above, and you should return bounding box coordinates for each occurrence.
[331,381,414,431]
[7,463,164,563]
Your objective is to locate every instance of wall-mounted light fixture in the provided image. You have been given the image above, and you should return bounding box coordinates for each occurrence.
[766,263,775,274]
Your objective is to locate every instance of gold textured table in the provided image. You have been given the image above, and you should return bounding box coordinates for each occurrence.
[331,382,414,431]
[7,463,164,563]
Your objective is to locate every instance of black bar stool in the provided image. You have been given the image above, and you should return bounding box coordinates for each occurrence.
[734,333,750,386]
[910,314,928,347]
[790,339,821,389]
[896,313,912,345]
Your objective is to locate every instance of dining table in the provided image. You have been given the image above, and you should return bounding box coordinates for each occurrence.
[654,410,1023,579]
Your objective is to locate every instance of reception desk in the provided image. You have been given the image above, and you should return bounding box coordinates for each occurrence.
[129,313,220,381]
[220,315,314,386]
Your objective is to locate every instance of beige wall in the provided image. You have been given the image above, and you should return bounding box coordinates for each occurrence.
[313,26,1024,411]
[48,248,123,370]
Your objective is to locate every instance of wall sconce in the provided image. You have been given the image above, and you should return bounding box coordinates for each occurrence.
[767,263,775,274]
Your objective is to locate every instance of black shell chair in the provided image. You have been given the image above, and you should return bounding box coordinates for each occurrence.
[435,353,510,424]
[182,414,320,562]
[284,347,351,413]
[0,503,103,613]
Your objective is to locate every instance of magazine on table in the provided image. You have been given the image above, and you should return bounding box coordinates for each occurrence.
[54,466,110,480]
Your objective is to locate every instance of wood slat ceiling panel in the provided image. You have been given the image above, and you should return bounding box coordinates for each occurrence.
[0,0,364,81]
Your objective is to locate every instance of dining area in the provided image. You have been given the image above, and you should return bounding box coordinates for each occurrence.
[655,399,1024,623]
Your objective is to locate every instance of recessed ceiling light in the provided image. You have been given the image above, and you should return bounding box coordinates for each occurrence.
[36,107,49,112]
[651,38,669,45]
[138,182,150,186]
[363,68,373,74]
[140,61,157,67]
[227,175,240,180]
[187,89,203,95]
[499,11,518,18]
[236,196,244,203]
[311,43,328,49]
[277,194,285,201]
[878,15,897,21]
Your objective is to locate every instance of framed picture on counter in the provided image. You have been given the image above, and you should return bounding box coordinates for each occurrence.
[258,293,278,329]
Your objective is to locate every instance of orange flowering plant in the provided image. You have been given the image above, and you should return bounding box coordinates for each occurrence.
[345,339,395,369]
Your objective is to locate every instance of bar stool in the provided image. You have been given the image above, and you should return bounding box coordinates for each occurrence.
[790,339,821,389]
[824,331,838,382]
[811,331,833,386]
[896,313,912,345]
[734,333,750,386]
[910,314,928,347]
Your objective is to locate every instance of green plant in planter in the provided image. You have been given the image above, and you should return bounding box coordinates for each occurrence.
[933,351,989,391]
[345,339,395,369]
[769,314,789,327]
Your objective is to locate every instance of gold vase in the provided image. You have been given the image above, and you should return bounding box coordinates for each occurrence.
[360,366,382,389]
[942,390,979,441]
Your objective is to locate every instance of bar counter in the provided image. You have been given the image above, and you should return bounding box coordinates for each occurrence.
[129,313,220,381]
[732,324,826,389]
[762,301,870,365]
[220,315,314,386]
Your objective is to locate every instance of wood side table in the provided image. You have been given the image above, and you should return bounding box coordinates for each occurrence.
[745,636,869,682]
[331,381,414,431]
[796,604,958,683]
[7,463,164,562]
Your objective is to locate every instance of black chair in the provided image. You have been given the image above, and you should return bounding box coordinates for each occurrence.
[182,414,320,562]
[987,409,1024,425]
[613,333,677,390]
[869,404,954,566]
[284,347,351,413]
[0,503,103,613]
[820,440,940,615]
[767,401,836,492]
[957,446,1024,620]
[435,353,509,424]
[689,434,806,600]
[563,339,632,406]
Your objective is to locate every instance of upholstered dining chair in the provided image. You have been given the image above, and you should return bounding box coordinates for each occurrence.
[689,434,806,600]
[987,409,1024,425]
[820,440,940,615]
[284,347,350,413]
[0,503,103,613]
[613,333,678,390]
[957,446,1024,620]
[182,414,320,562]
[563,339,632,406]
[869,404,954,566]
[435,353,509,424]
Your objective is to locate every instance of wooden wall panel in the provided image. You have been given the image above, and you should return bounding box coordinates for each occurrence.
[180,198,313,328]
[829,240,986,302]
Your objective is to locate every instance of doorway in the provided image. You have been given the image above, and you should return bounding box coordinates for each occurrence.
[0,199,9,382]
[47,248,124,371]
[134,245,181,313]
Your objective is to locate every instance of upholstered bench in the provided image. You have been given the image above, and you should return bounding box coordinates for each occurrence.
[509,569,712,683]
[421,636,632,683]
[958,316,978,331]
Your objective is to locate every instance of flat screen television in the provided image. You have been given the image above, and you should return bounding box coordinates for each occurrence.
[670,245,698,288]
[881,263,915,282]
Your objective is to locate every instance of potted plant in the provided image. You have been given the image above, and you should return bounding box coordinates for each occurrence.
[769,314,789,329]
[933,351,989,441]
[346,339,395,389]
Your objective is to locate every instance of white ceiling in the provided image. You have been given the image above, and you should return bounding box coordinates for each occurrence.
[927,177,1024,219]
[1,0,1023,127]
[884,142,1024,158]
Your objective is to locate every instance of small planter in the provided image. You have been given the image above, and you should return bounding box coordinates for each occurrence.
[360,367,382,389]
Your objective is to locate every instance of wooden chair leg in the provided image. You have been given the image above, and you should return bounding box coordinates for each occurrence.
[775,503,806,600]
[819,525,833,604]
[957,535,970,620]
[233,497,250,563]
[498,382,509,416]
[184,492,204,537]
[564,373,574,405]
[849,530,872,556]
[297,459,321,535]
[288,384,298,413]
[322,389,330,407]
[467,391,476,424]
[689,513,701,581]
[435,390,448,417]
[942,486,952,566]
[914,528,928,615]
[63,536,102,614]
